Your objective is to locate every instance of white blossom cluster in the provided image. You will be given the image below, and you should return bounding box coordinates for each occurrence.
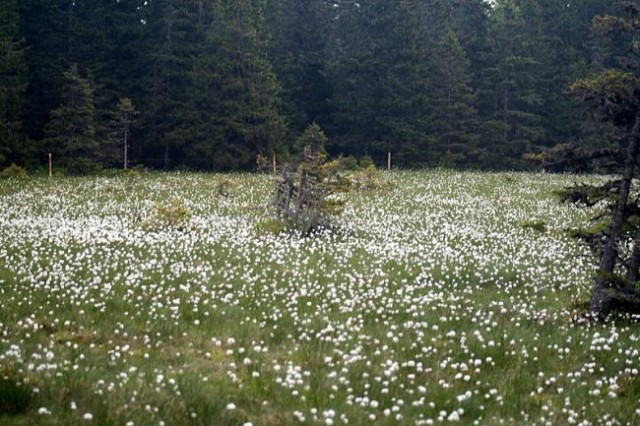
[0,171,638,424]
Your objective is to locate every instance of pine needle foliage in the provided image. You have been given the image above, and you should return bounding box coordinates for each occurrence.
[273,124,346,235]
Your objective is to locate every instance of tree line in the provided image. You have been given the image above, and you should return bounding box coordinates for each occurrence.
[0,0,629,173]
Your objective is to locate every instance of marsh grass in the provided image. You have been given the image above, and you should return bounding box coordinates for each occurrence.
[1,171,639,425]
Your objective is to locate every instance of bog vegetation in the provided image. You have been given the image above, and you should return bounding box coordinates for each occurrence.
[1,171,639,425]
[2,1,640,425]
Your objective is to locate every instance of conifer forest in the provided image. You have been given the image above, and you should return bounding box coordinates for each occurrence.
[0,0,633,173]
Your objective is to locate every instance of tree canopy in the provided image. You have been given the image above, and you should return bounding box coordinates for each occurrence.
[0,0,632,172]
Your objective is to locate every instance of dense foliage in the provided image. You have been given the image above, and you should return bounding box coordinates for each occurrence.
[0,0,630,172]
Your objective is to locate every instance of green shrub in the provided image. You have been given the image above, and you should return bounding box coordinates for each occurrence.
[1,163,27,179]
[122,167,143,179]
[341,155,360,171]
[359,155,374,168]
[349,164,381,190]
[142,198,190,231]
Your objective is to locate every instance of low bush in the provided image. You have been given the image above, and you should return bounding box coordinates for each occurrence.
[142,198,190,231]
[1,163,27,179]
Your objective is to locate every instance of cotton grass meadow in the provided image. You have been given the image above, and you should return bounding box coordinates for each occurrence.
[0,170,639,425]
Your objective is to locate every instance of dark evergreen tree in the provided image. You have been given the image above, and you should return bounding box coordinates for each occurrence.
[181,0,286,170]
[515,0,617,151]
[69,0,148,161]
[139,0,201,169]
[430,27,479,167]
[328,0,434,166]
[18,0,146,167]
[480,0,546,168]
[266,0,334,139]
[571,0,633,153]
[564,2,640,320]
[44,63,99,174]
[449,0,492,68]
[19,0,73,143]
[0,0,27,166]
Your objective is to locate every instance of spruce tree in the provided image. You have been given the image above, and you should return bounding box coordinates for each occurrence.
[182,0,286,170]
[0,0,27,166]
[481,0,546,167]
[431,27,479,167]
[328,0,434,165]
[18,0,146,163]
[567,2,640,320]
[19,0,72,143]
[69,0,147,159]
[44,63,99,174]
[141,0,199,169]
[266,0,334,138]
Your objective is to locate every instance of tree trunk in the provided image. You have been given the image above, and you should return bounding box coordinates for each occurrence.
[590,113,640,320]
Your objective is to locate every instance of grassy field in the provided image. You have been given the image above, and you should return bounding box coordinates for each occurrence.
[0,170,639,425]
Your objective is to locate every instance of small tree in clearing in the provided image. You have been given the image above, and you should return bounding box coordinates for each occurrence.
[274,123,346,235]
[111,97,138,170]
[44,63,99,174]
